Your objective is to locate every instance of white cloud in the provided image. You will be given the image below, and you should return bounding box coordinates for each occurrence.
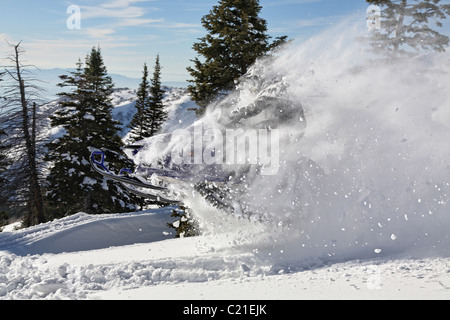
[264,0,325,6]
[81,5,147,19]
[79,0,162,32]
[118,18,163,27]
[80,0,158,20]
[159,23,201,29]
[294,16,332,28]
[19,38,139,70]
[83,28,116,38]
[102,0,156,9]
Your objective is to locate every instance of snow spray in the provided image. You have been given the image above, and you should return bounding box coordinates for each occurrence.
[192,17,450,262]
[136,15,450,263]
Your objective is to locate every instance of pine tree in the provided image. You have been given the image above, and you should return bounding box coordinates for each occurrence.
[146,54,167,137]
[45,60,88,216]
[187,0,287,116]
[167,206,200,238]
[128,63,151,143]
[366,0,450,57]
[46,46,140,217]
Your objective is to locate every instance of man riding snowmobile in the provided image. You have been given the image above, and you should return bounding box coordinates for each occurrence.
[91,63,307,219]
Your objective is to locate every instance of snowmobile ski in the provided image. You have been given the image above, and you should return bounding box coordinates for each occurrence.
[119,182,183,205]
[90,151,242,213]
[90,150,167,191]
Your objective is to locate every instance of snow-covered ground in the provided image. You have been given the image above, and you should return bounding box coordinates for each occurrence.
[0,208,449,300]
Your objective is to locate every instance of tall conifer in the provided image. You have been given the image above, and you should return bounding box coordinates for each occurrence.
[46,47,140,217]
[146,54,167,137]
[128,63,150,143]
[187,0,287,115]
[366,0,450,57]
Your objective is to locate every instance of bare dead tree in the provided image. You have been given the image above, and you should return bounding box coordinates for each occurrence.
[0,41,46,226]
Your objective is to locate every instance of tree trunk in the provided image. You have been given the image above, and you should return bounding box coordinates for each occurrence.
[13,43,45,225]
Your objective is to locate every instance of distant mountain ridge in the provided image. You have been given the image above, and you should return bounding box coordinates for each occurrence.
[31,68,188,101]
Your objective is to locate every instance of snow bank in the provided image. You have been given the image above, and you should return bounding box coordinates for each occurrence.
[1,213,448,299]
[0,209,176,256]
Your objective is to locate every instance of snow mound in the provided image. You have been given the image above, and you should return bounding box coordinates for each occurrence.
[1,211,449,300]
[0,208,176,256]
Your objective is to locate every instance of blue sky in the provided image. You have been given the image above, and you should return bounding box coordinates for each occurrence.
[0,0,449,83]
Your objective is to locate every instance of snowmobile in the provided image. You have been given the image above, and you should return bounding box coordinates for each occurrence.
[90,149,183,205]
[90,70,307,218]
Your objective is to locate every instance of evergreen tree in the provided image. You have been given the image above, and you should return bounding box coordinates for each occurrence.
[45,59,88,216]
[46,46,140,217]
[128,63,151,143]
[146,54,167,137]
[167,206,200,238]
[187,0,287,116]
[366,0,450,57]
